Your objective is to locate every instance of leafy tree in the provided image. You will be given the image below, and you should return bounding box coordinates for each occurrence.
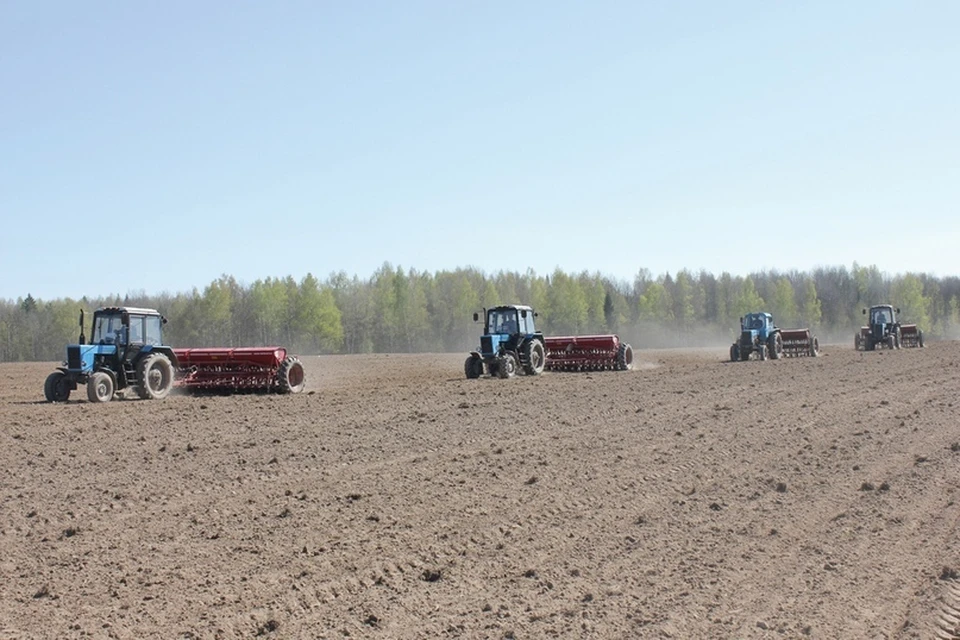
[890,273,931,331]
[771,277,798,326]
[798,278,822,327]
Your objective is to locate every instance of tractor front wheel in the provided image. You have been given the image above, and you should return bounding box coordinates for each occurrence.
[464,355,483,379]
[730,344,740,362]
[523,340,546,376]
[277,356,305,393]
[87,371,115,403]
[497,353,518,379]
[44,371,71,402]
[137,353,174,400]
[758,345,767,361]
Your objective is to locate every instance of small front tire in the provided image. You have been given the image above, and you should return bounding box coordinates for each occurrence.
[44,371,71,402]
[464,355,483,379]
[730,344,740,362]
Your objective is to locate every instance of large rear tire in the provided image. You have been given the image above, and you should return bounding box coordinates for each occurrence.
[464,355,483,379]
[616,342,634,371]
[87,371,115,403]
[768,333,783,360]
[522,340,546,376]
[496,353,518,379]
[137,353,174,400]
[44,371,71,402]
[277,356,305,393]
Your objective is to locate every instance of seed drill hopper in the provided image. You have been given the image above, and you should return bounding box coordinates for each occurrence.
[173,347,305,393]
[543,334,634,371]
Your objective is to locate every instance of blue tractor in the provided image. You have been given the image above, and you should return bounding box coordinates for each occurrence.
[464,305,546,379]
[44,307,180,403]
[730,312,784,361]
[855,304,902,351]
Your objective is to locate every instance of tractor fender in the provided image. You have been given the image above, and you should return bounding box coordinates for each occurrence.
[137,345,180,369]
[55,367,81,390]
[469,350,483,360]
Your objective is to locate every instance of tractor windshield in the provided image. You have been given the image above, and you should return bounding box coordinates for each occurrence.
[872,308,891,324]
[744,314,765,330]
[92,313,125,344]
[487,308,519,334]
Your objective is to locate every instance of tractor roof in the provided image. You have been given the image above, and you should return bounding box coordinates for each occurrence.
[491,304,534,312]
[870,303,895,310]
[95,306,163,316]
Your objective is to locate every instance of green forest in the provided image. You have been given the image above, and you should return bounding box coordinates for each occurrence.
[2,263,957,362]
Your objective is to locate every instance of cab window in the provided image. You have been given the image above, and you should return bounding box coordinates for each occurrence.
[144,316,162,345]
[128,316,144,344]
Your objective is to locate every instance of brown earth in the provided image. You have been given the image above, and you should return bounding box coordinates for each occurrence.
[2,343,960,639]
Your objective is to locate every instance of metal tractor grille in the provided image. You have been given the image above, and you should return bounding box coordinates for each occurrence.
[740,331,753,346]
[67,346,81,370]
[480,336,494,356]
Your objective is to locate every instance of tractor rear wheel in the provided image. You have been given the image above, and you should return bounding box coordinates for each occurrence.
[497,353,518,379]
[44,371,71,402]
[769,333,783,360]
[137,353,174,400]
[522,340,545,376]
[277,356,305,393]
[87,371,114,403]
[616,342,634,371]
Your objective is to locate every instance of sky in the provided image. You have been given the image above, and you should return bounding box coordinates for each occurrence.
[2,1,958,301]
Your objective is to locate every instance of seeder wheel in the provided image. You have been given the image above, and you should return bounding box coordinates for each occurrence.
[277,356,305,393]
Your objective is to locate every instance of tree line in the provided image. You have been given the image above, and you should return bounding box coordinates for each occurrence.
[2,262,958,362]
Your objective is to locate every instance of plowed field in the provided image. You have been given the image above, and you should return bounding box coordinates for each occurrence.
[2,344,960,638]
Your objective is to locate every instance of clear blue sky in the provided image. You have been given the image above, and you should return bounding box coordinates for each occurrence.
[2,1,958,301]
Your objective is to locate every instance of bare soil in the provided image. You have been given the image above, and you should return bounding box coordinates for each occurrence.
[2,344,960,639]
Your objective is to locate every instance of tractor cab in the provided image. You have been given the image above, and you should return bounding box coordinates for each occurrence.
[868,305,896,327]
[485,306,536,337]
[741,312,775,341]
